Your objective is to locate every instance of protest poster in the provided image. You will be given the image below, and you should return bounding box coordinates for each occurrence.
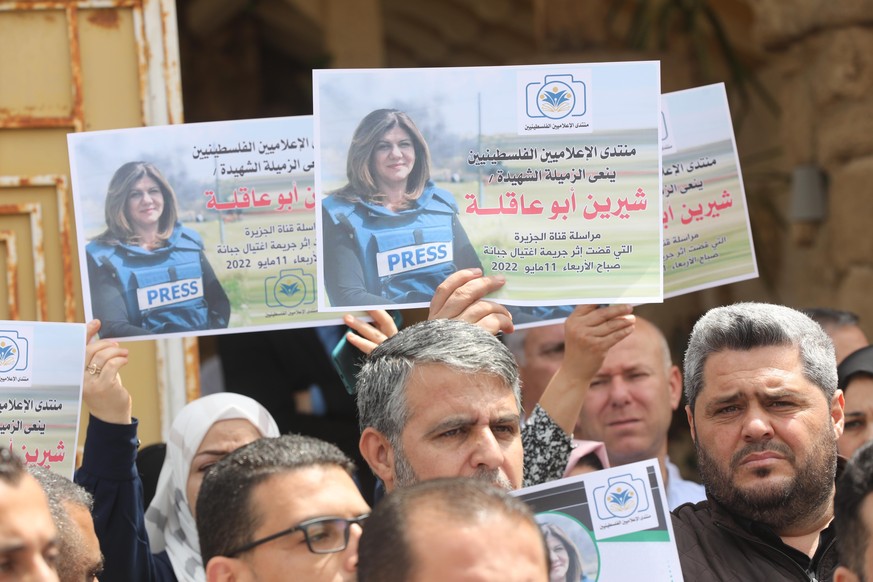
[661,83,758,296]
[0,321,85,479]
[314,62,663,312]
[514,458,683,581]
[484,82,759,329]
[69,116,353,341]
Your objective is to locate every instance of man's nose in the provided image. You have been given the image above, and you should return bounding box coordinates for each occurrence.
[343,521,365,574]
[609,378,632,407]
[470,427,504,470]
[21,555,59,582]
[741,405,774,442]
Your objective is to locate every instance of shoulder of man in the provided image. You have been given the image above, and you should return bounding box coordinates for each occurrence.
[671,501,735,580]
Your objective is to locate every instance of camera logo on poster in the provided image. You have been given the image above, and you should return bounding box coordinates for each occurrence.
[517,70,592,134]
[526,74,587,121]
[594,473,649,519]
[265,269,314,309]
[0,328,32,387]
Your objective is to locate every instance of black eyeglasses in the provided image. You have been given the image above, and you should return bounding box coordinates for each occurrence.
[225,514,369,557]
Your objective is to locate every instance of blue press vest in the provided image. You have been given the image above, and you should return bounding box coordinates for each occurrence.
[323,183,459,303]
[87,225,212,333]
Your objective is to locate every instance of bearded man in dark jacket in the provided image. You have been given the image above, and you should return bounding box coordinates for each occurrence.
[673,302,845,581]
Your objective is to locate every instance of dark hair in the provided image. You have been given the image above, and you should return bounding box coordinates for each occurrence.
[196,434,356,563]
[331,109,432,207]
[803,307,861,329]
[96,161,179,247]
[684,303,836,412]
[357,477,546,582]
[0,447,24,485]
[572,452,604,473]
[541,522,584,582]
[838,345,873,392]
[835,440,873,578]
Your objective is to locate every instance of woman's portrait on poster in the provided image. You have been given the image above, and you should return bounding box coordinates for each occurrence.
[321,108,482,307]
[86,161,230,338]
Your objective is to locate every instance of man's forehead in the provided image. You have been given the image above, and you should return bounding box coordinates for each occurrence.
[601,323,665,367]
[407,363,513,394]
[252,466,365,517]
[0,476,55,541]
[701,345,801,375]
[526,325,564,348]
[697,346,819,398]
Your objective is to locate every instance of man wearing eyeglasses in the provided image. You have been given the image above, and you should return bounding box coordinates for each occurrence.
[196,434,370,582]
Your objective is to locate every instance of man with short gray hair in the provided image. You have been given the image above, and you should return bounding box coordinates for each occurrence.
[28,465,103,582]
[357,318,570,491]
[673,302,845,581]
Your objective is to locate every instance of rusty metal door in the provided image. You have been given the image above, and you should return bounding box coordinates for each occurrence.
[0,0,194,448]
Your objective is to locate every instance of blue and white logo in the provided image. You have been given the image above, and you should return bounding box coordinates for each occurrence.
[0,330,28,374]
[265,269,314,309]
[593,473,649,520]
[526,74,587,121]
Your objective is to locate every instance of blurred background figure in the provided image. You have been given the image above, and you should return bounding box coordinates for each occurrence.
[804,308,869,364]
[28,465,103,582]
[838,345,873,459]
[0,448,59,582]
[835,440,873,582]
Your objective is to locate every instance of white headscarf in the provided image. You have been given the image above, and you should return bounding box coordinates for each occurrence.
[144,393,280,581]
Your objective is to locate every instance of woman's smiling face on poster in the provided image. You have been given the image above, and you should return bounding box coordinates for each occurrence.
[546,531,570,581]
[371,125,416,191]
[125,175,165,234]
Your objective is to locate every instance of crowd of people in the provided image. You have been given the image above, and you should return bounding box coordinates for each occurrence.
[4,276,873,581]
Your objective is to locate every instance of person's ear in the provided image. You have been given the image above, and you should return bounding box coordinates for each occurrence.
[832,389,846,440]
[205,557,240,582]
[668,365,683,411]
[686,404,697,443]
[833,565,860,582]
[359,427,397,492]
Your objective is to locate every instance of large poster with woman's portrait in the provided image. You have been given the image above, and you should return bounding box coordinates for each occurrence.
[313,62,663,312]
[69,116,350,341]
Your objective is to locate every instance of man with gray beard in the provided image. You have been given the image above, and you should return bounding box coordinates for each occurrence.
[672,302,845,581]
[357,318,566,492]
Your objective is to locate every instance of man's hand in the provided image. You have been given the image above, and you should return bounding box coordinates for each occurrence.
[343,310,400,355]
[539,304,635,434]
[343,269,513,355]
[562,304,635,380]
[429,268,513,336]
[83,319,132,424]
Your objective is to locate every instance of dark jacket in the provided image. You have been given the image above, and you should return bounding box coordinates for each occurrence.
[75,417,177,582]
[672,496,838,581]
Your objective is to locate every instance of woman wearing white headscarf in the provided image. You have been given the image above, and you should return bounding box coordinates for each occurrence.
[76,320,279,582]
[145,392,280,580]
